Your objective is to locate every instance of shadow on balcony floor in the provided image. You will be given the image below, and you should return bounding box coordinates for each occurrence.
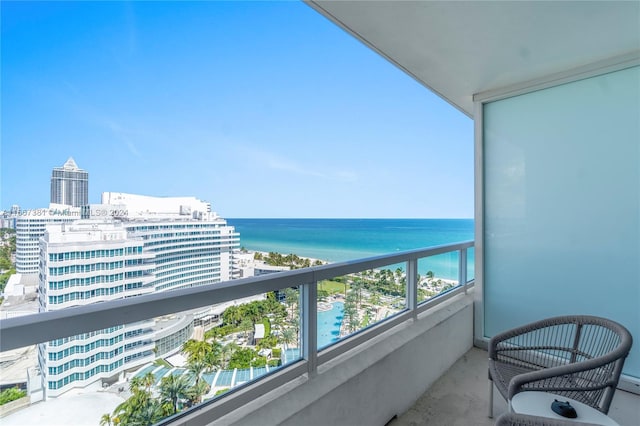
[389,347,640,426]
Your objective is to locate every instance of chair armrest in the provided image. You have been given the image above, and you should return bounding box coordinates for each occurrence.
[488,318,554,359]
[489,315,632,360]
[507,354,620,399]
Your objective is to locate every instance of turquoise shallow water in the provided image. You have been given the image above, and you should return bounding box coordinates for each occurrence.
[318,301,344,349]
[279,301,345,361]
[228,218,474,280]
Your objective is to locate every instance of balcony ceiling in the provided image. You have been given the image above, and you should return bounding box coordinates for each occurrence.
[307,1,640,117]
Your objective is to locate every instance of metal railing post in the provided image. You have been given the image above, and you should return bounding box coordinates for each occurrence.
[459,248,468,294]
[407,259,418,318]
[301,281,318,377]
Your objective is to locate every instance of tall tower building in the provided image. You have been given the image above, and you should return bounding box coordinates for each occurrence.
[50,158,89,207]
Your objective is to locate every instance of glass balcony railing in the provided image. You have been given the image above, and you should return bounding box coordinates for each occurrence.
[0,240,473,425]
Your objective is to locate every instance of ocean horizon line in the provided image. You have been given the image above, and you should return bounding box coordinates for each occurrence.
[226,218,475,279]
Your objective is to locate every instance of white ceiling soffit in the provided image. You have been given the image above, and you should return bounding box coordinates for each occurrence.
[307,1,640,117]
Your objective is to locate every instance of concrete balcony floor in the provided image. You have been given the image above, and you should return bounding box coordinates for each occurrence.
[390,347,640,426]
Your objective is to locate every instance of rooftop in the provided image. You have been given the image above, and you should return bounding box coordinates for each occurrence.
[59,157,81,171]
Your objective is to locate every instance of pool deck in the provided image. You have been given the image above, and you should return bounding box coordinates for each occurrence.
[1,387,125,426]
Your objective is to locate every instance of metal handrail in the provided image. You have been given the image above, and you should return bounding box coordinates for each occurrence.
[0,241,474,353]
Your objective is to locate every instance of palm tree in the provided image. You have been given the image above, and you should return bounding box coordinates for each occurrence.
[264,291,278,314]
[284,287,298,320]
[368,292,381,321]
[187,359,206,385]
[182,339,209,362]
[183,339,221,370]
[140,371,155,392]
[343,294,359,333]
[280,327,296,351]
[239,317,253,341]
[133,399,164,425]
[205,341,222,371]
[290,316,300,343]
[220,343,234,369]
[223,305,241,327]
[187,361,205,396]
[271,304,287,329]
[347,310,360,333]
[395,267,403,283]
[112,400,132,425]
[244,302,261,325]
[186,357,213,405]
[112,375,163,426]
[186,380,210,407]
[128,376,142,392]
[99,413,113,426]
[351,279,363,307]
[159,374,190,415]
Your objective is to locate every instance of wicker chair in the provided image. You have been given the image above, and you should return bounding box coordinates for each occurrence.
[488,315,632,418]
[495,412,602,426]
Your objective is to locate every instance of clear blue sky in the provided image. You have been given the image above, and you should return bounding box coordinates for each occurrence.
[1,1,473,218]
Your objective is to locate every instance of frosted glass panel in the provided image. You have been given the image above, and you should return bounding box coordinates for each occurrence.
[483,66,640,378]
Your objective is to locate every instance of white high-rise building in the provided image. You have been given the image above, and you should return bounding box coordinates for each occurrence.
[38,221,155,398]
[101,192,211,218]
[15,205,81,274]
[94,193,239,289]
[126,216,239,291]
[37,194,240,397]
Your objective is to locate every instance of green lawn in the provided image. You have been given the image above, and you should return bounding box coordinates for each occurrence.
[153,358,172,368]
[318,280,348,295]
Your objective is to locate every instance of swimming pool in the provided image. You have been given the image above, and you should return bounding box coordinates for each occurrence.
[282,301,343,362]
[318,301,344,349]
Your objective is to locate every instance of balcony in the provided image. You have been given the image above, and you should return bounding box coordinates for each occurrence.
[391,347,639,426]
[1,1,637,424]
[1,242,473,423]
[2,240,637,425]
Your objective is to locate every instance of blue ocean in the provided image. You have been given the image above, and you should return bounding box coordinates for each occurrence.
[227,218,474,280]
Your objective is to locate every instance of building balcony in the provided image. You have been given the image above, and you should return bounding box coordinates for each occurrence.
[391,347,639,426]
[1,241,638,425]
